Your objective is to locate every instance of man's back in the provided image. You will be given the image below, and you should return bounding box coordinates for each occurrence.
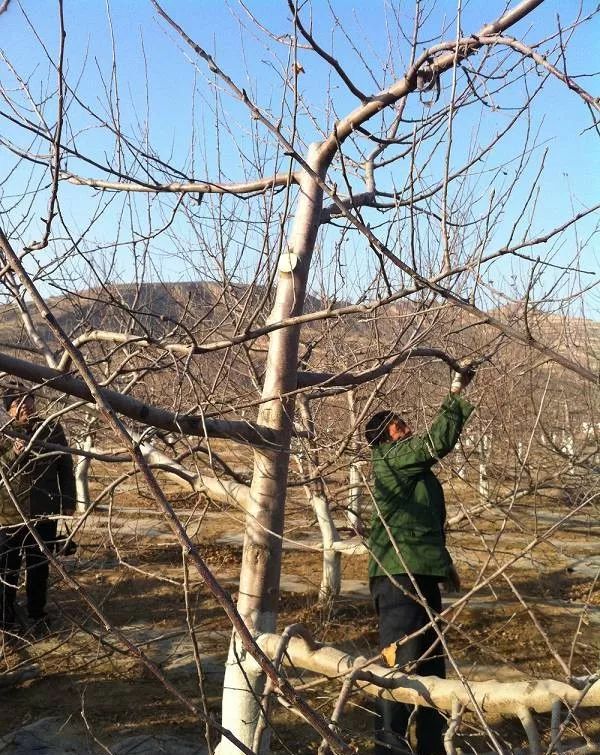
[368,393,474,579]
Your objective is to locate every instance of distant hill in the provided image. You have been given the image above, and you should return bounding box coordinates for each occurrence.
[0,280,339,346]
[0,281,597,383]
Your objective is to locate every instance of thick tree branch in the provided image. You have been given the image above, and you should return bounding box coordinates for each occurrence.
[137,439,251,509]
[318,0,546,163]
[60,171,297,195]
[298,347,464,389]
[0,347,281,448]
[257,633,600,715]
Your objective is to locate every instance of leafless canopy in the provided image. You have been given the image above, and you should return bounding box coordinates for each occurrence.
[0,1,598,753]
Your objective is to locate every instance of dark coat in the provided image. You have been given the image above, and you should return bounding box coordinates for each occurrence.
[0,420,76,526]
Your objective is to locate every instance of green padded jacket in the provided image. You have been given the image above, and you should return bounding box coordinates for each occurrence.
[368,394,474,580]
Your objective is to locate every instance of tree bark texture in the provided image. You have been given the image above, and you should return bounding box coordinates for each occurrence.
[257,632,600,715]
[311,494,342,603]
[74,434,93,512]
[218,145,325,754]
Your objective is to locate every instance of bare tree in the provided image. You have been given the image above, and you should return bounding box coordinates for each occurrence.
[0,0,598,753]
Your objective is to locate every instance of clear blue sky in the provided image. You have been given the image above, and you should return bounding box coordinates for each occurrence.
[0,1,598,316]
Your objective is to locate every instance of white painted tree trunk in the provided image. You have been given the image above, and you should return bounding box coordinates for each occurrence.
[217,145,324,755]
[347,462,365,528]
[456,434,473,481]
[296,395,345,604]
[311,494,342,603]
[478,434,490,504]
[346,391,365,529]
[257,632,600,716]
[456,446,468,481]
[562,433,575,475]
[74,434,93,512]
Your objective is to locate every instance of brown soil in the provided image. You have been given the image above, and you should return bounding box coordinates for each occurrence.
[1,486,598,753]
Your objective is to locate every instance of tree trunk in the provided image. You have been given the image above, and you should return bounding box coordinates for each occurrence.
[562,433,575,475]
[311,494,342,604]
[74,434,93,512]
[346,392,365,530]
[347,462,365,528]
[456,436,470,481]
[479,434,490,504]
[217,145,324,755]
[296,394,342,605]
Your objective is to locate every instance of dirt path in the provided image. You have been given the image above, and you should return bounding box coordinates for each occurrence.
[0,499,598,753]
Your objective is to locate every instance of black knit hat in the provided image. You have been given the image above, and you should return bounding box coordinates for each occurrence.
[365,410,405,446]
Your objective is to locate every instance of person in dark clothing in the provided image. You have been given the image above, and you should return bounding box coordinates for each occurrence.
[0,385,76,635]
[365,366,476,755]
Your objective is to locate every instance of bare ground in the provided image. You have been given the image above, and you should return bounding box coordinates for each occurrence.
[0,483,598,754]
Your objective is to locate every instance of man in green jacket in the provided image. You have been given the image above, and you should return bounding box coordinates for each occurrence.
[0,384,76,636]
[365,366,476,755]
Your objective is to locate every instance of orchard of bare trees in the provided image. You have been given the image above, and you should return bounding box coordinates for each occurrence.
[0,0,599,753]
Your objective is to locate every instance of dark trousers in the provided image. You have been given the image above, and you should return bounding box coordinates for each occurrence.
[370,574,446,755]
[0,520,57,627]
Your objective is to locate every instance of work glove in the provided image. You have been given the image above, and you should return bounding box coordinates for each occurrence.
[450,360,477,395]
